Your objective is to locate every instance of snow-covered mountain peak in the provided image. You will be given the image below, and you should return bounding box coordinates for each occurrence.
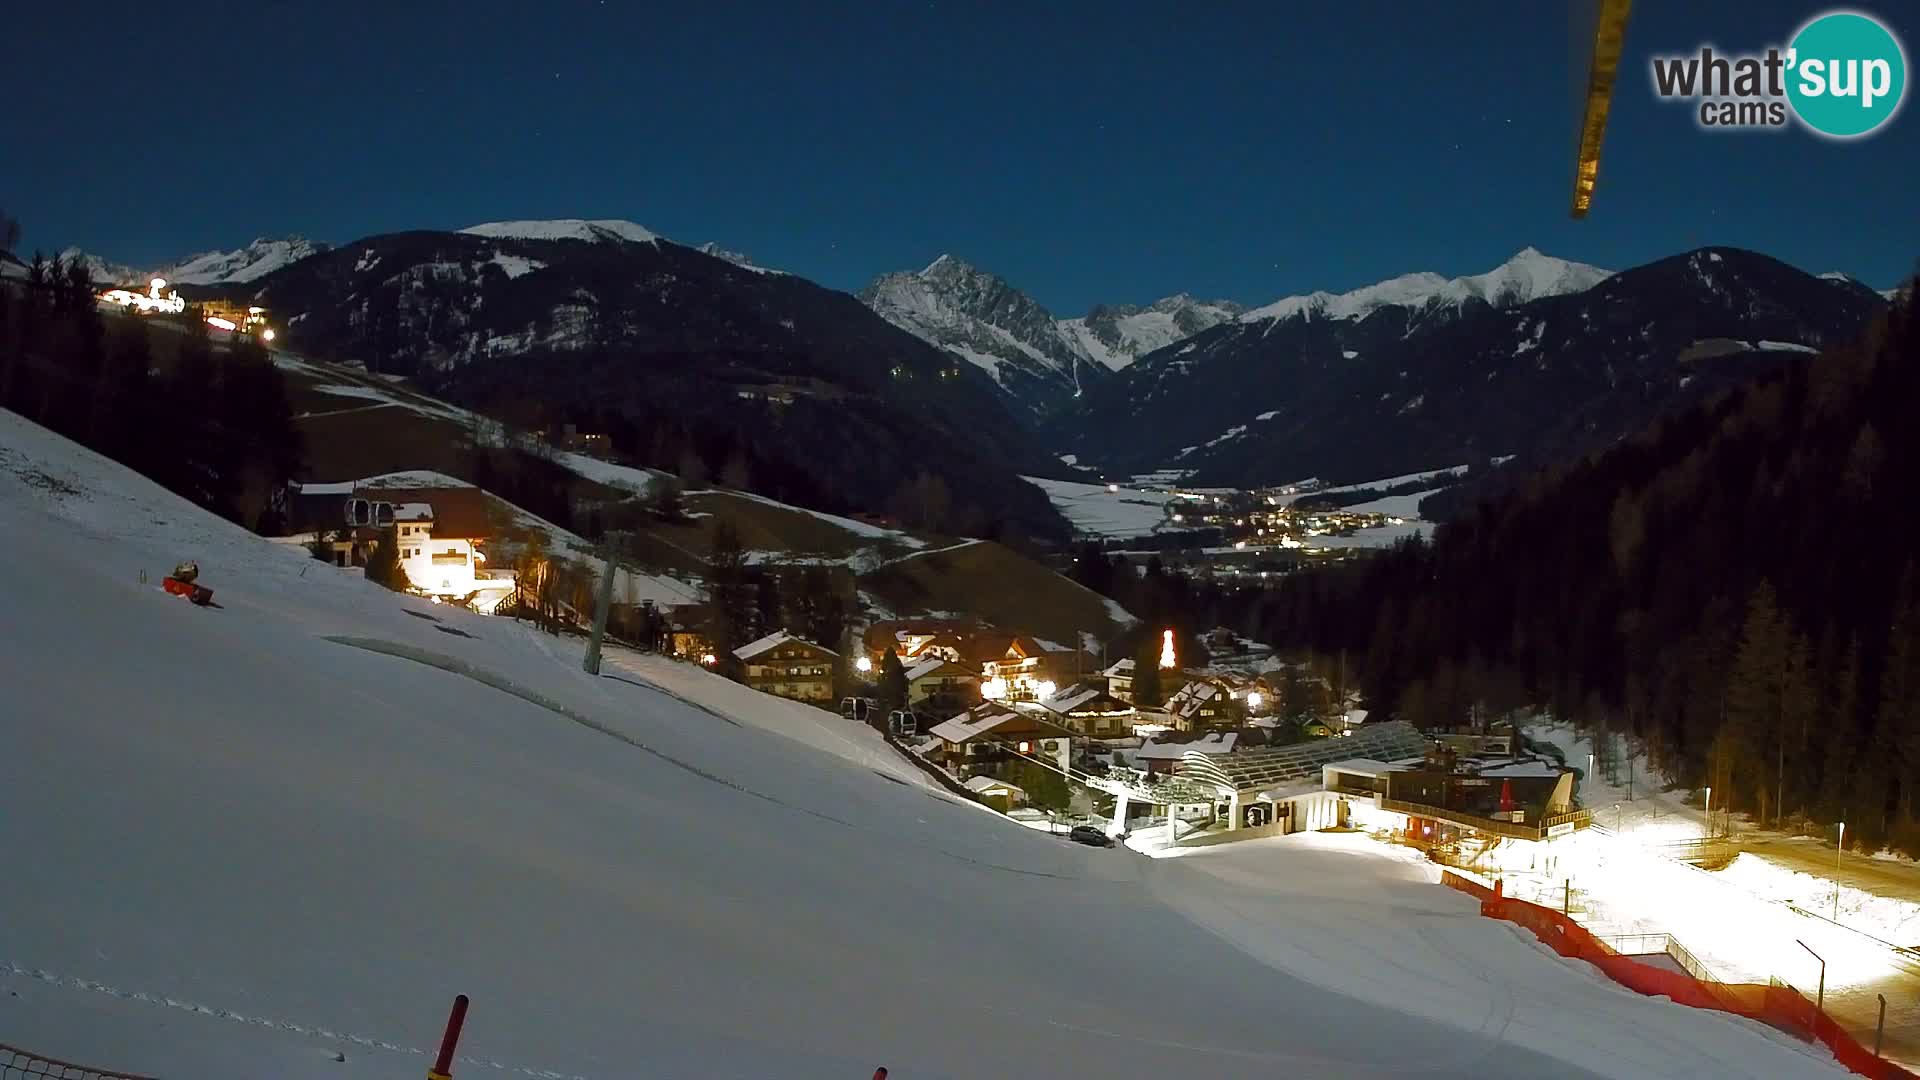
[167,236,324,285]
[54,237,325,286]
[459,219,660,245]
[1240,250,1611,325]
[859,256,1100,409]
[695,242,780,275]
[1062,293,1245,371]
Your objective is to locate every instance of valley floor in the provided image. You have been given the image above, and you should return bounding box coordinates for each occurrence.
[0,409,1849,1079]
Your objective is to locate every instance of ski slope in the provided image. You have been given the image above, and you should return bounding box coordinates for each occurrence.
[0,410,1843,1079]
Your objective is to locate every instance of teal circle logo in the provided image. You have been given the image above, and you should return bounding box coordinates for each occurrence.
[1786,11,1907,138]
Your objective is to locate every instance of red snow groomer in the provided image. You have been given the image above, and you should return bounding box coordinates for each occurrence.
[162,561,215,606]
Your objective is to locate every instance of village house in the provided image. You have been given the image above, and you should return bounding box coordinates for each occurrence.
[963,774,1027,811]
[926,703,1076,775]
[1024,682,1136,738]
[1165,679,1234,732]
[861,618,995,668]
[734,631,839,703]
[285,482,512,610]
[904,657,980,717]
[1102,658,1135,703]
[982,637,1097,703]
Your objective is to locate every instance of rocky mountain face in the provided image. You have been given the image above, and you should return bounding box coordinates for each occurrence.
[1049,247,1888,488]
[224,222,1069,539]
[858,255,1110,417]
[1059,294,1243,371]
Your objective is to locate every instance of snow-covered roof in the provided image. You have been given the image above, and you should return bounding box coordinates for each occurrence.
[964,775,1025,796]
[1102,658,1135,677]
[905,657,971,682]
[293,481,355,496]
[1043,684,1117,714]
[928,708,1024,745]
[393,502,434,522]
[1166,680,1224,719]
[1137,732,1237,760]
[1320,758,1408,779]
[733,631,837,662]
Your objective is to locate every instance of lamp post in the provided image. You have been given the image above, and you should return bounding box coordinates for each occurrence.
[1704,785,1713,839]
[1796,939,1826,1013]
[1835,821,1846,923]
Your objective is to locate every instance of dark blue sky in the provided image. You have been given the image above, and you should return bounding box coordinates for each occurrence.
[10,1,1914,312]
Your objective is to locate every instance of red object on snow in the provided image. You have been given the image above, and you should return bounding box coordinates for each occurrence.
[162,576,214,606]
[1499,778,1516,813]
[872,1070,888,1080]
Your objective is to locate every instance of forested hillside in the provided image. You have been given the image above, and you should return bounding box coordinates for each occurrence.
[1250,279,1920,853]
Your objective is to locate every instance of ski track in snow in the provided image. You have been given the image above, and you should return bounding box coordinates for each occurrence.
[0,961,586,1080]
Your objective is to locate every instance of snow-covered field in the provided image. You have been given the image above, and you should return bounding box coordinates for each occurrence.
[0,410,1847,1078]
[1022,475,1175,538]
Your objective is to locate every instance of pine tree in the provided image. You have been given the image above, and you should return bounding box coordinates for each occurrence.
[364,526,411,592]
[1724,581,1789,822]
[705,521,752,675]
[1880,567,1920,822]
[1132,637,1163,708]
[879,651,908,718]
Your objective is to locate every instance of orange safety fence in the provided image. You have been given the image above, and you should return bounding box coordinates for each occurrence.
[1440,874,1918,1080]
[1,1043,156,1080]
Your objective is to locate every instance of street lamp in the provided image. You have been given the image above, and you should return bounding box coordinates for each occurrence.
[1246,691,1263,711]
[1704,785,1713,839]
[855,656,873,674]
[1835,821,1846,923]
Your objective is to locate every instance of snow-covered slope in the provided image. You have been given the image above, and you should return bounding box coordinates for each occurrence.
[0,406,1846,1079]
[458,218,661,245]
[1060,294,1243,371]
[1239,247,1611,324]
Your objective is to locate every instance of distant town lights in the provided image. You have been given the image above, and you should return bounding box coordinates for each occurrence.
[206,316,237,331]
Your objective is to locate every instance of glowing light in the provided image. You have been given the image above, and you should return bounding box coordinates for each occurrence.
[1172,514,1183,523]
[982,677,1007,700]
[1247,691,1263,710]
[1235,541,1246,549]
[206,316,237,331]
[150,278,167,292]
[855,656,873,673]
[700,653,717,666]
[261,328,276,342]
[1107,483,1118,493]
[1017,741,1033,754]
[1159,629,1176,669]
[1037,680,1056,700]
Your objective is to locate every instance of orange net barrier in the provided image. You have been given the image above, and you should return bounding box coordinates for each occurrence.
[0,1044,156,1080]
[1439,875,1917,1080]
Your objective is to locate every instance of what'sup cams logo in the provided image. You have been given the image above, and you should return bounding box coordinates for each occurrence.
[1651,9,1907,138]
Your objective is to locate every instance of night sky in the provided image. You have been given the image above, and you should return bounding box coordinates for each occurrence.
[10,1,1914,312]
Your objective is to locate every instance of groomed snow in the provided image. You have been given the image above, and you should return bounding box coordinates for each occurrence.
[1022,475,1175,539]
[0,410,1849,1079]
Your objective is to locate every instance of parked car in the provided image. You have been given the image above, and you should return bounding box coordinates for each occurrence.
[1068,825,1115,847]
